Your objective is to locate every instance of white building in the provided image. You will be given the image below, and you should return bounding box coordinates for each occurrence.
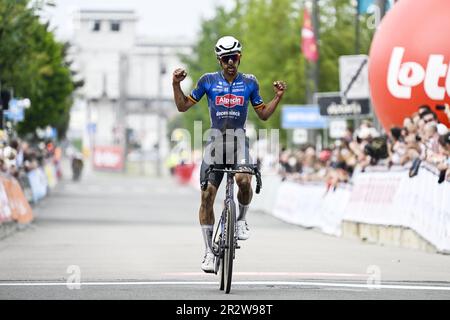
[67,9,193,174]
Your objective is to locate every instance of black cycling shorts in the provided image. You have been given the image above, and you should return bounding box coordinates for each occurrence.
[200,134,253,189]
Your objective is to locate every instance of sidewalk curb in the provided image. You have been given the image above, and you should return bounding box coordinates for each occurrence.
[341,220,441,254]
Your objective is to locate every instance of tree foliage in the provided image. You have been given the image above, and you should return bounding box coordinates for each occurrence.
[180,0,374,143]
[0,0,80,139]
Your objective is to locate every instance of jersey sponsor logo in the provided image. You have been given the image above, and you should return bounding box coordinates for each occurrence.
[216,110,241,116]
[215,94,244,108]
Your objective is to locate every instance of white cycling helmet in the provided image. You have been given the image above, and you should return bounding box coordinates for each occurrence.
[214,36,242,57]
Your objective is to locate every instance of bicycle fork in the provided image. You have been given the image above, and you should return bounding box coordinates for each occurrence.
[225,173,240,251]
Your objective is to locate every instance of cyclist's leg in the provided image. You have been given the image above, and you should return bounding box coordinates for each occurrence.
[199,159,224,232]
[234,135,253,240]
[235,172,252,243]
[235,173,252,213]
[235,134,253,212]
[200,184,217,225]
[199,160,224,272]
[200,184,217,254]
[235,172,252,240]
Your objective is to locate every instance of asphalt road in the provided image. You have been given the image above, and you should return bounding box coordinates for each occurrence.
[0,167,450,300]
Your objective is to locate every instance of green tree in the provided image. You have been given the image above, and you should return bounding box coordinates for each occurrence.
[0,0,80,140]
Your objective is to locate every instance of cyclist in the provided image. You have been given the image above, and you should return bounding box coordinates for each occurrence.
[172,36,286,272]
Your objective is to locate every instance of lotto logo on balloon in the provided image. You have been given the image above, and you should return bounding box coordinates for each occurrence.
[388,47,450,100]
[368,0,450,130]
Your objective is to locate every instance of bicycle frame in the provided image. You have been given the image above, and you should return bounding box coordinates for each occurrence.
[201,165,262,293]
[212,171,235,254]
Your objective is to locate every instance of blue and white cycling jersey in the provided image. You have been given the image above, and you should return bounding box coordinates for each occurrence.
[188,71,265,130]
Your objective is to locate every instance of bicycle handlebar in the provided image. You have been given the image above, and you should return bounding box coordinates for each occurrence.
[201,165,262,194]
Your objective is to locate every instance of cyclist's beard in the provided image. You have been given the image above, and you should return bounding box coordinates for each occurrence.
[224,61,239,77]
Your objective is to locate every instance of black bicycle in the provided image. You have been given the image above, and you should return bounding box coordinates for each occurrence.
[201,164,262,294]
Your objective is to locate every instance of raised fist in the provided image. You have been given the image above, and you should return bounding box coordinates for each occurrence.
[273,80,287,97]
[173,68,187,83]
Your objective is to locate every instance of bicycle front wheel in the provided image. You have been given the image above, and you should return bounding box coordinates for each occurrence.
[223,200,236,294]
[219,257,225,291]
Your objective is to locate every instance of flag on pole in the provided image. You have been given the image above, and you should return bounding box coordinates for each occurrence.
[301,7,318,62]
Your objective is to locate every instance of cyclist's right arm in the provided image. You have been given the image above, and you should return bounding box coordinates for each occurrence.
[172,68,196,112]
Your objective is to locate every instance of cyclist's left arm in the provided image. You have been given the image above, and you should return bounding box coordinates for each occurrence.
[253,80,287,121]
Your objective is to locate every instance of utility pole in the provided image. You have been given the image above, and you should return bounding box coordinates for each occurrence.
[312,0,319,97]
[375,0,388,18]
[119,53,129,173]
[355,3,360,54]
[156,47,164,177]
[0,85,12,132]
[311,0,323,147]
[372,0,388,132]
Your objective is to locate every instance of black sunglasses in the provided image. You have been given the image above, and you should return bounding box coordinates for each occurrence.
[220,53,240,64]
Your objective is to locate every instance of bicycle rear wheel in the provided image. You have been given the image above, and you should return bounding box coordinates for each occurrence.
[223,200,236,294]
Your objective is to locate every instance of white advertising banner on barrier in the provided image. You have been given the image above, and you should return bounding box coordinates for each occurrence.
[343,171,405,226]
[250,175,282,214]
[273,181,314,227]
[396,169,449,252]
[319,186,351,236]
[272,181,350,236]
[343,168,450,251]
[268,168,449,252]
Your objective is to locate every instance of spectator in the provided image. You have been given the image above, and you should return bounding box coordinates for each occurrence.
[418,104,432,118]
[274,103,449,186]
[437,133,450,183]
[387,127,407,167]
[342,128,354,145]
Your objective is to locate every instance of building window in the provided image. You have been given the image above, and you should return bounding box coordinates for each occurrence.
[110,21,121,32]
[92,20,101,32]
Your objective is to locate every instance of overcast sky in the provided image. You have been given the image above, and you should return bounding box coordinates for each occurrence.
[42,0,233,41]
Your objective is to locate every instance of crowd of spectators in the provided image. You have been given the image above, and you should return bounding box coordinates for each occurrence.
[0,133,62,190]
[279,104,450,190]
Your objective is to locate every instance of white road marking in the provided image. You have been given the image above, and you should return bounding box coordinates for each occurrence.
[0,281,450,291]
[162,272,368,278]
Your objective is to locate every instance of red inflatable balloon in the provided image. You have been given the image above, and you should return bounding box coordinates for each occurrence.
[369,0,450,131]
